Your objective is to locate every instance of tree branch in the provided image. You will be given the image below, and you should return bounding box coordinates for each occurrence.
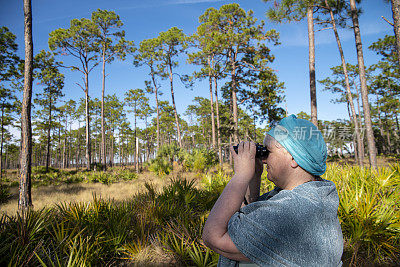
[316,27,333,32]
[76,82,85,92]
[381,16,394,27]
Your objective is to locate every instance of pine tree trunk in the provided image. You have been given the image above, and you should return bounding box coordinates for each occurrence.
[0,105,4,179]
[390,0,400,68]
[136,137,139,173]
[4,144,8,170]
[62,116,67,169]
[214,77,223,166]
[229,135,233,166]
[145,117,149,163]
[168,62,182,147]
[354,81,365,162]
[110,130,115,167]
[307,6,318,126]
[151,69,161,150]
[208,55,216,150]
[101,48,107,170]
[349,0,378,168]
[229,49,239,143]
[85,72,91,170]
[58,122,62,168]
[134,104,138,172]
[378,117,386,154]
[45,99,52,172]
[19,0,33,212]
[120,134,123,166]
[326,0,363,167]
[76,129,80,170]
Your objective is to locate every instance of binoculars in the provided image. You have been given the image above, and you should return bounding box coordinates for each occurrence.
[233,143,269,159]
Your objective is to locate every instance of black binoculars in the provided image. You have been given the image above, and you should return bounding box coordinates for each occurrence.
[233,143,269,159]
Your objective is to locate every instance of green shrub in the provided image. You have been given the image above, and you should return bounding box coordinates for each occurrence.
[324,163,400,265]
[183,148,218,173]
[32,166,60,175]
[148,157,173,176]
[200,170,230,194]
[91,162,105,171]
[117,170,138,181]
[148,145,218,175]
[84,171,117,185]
[148,144,181,176]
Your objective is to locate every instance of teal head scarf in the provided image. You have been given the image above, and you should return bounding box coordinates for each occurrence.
[267,114,327,176]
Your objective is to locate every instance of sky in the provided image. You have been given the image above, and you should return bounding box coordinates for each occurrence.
[0,0,395,130]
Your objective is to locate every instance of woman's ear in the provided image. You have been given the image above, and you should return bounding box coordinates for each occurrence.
[290,156,299,168]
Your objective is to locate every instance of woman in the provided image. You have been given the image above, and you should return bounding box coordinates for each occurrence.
[202,115,343,266]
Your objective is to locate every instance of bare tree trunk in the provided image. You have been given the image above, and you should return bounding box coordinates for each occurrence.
[136,137,139,173]
[85,72,91,170]
[377,98,386,153]
[58,121,62,168]
[151,70,161,149]
[62,115,67,169]
[134,107,138,172]
[19,0,33,212]
[307,6,318,126]
[349,0,378,168]
[208,55,216,149]
[354,81,365,162]
[119,133,123,166]
[326,0,363,167]
[0,105,4,179]
[229,49,239,143]
[101,49,107,170]
[346,102,358,162]
[390,0,400,68]
[214,77,223,166]
[45,99,52,172]
[4,144,8,171]
[145,117,150,163]
[229,135,233,166]
[168,63,182,147]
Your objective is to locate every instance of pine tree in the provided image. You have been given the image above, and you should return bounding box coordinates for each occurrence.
[49,18,99,170]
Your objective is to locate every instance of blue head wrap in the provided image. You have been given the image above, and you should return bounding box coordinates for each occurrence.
[267,114,327,176]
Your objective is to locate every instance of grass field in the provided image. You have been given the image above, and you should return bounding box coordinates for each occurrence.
[0,171,198,217]
[0,160,399,266]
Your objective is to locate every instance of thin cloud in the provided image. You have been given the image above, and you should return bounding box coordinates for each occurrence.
[117,0,226,11]
[276,20,392,49]
[171,0,226,4]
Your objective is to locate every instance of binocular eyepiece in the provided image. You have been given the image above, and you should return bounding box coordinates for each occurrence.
[233,143,269,159]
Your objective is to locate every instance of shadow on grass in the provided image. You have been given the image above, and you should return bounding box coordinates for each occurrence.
[5,184,91,203]
[36,184,91,196]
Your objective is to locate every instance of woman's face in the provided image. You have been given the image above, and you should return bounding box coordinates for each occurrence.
[262,136,292,187]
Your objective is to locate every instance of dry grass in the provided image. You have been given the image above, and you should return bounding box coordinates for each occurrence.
[0,170,199,217]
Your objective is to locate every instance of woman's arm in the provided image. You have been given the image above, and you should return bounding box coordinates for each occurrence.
[244,158,262,204]
[202,174,252,261]
[202,142,258,261]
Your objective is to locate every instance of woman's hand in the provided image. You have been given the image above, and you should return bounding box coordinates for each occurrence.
[229,141,256,182]
[254,158,264,178]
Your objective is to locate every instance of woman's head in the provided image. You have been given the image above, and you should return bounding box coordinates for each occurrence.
[265,115,327,176]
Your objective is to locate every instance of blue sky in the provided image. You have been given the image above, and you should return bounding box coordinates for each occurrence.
[0,0,394,129]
